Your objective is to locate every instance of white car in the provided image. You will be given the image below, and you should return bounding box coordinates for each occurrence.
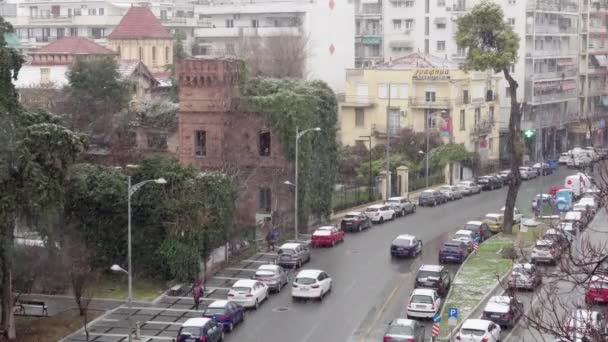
[457,319,501,342]
[519,166,537,180]
[557,221,577,237]
[365,204,395,223]
[453,229,477,251]
[558,152,570,164]
[457,181,482,195]
[530,239,560,265]
[439,185,464,200]
[578,197,598,210]
[227,279,268,309]
[291,269,332,300]
[566,309,607,340]
[406,288,441,319]
[500,206,522,224]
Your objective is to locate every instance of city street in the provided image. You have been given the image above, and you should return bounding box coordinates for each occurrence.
[61,168,572,342]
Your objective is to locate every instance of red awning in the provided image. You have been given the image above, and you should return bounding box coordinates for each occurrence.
[561,80,577,90]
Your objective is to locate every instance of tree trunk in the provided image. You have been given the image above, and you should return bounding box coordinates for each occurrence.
[449,163,454,185]
[502,68,524,235]
[84,307,90,342]
[1,221,15,340]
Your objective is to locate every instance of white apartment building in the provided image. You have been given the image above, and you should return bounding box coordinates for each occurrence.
[1,0,354,92]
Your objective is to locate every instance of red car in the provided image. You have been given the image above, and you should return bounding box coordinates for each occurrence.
[585,275,608,304]
[311,225,344,247]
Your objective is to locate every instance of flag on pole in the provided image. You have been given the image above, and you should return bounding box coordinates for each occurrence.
[432,313,441,337]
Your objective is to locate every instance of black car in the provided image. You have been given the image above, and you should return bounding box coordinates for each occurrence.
[477,176,501,190]
[340,211,372,232]
[390,234,423,258]
[415,264,452,297]
[481,296,523,329]
[498,170,513,185]
[533,162,553,176]
[439,240,469,264]
[418,190,447,206]
[463,221,492,242]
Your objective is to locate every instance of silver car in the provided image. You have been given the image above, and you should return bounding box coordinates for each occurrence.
[277,242,311,268]
[439,185,464,200]
[253,264,289,293]
[457,181,482,195]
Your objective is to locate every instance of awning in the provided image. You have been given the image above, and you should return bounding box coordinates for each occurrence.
[389,40,414,48]
[561,80,577,90]
[592,54,608,67]
[434,17,447,25]
[557,59,575,66]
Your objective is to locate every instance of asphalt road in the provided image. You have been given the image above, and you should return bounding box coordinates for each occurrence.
[225,168,573,342]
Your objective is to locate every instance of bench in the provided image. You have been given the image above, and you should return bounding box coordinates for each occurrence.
[14,300,48,316]
[169,284,186,297]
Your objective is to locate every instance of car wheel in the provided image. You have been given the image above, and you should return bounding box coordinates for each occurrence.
[391,214,395,220]
[254,299,259,310]
[227,322,234,332]
[220,332,225,341]
[413,206,417,213]
[241,311,245,322]
[358,225,362,232]
[379,217,384,224]
[296,260,302,268]
[402,209,406,216]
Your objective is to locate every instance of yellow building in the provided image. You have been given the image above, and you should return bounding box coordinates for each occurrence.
[339,53,501,164]
[108,6,173,74]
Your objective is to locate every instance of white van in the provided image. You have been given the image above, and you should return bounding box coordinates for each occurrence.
[567,149,592,168]
[565,173,591,198]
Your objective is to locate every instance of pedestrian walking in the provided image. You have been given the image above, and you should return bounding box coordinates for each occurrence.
[191,280,203,310]
[266,228,277,251]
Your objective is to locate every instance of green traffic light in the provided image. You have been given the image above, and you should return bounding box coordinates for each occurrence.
[524,129,535,138]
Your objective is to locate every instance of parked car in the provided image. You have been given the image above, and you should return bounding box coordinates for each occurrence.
[566,309,607,341]
[488,174,505,188]
[530,239,561,265]
[390,234,423,258]
[558,152,570,164]
[418,190,447,206]
[500,206,522,224]
[340,211,372,232]
[533,162,553,176]
[457,319,501,342]
[484,213,504,234]
[519,166,537,180]
[508,263,542,290]
[557,221,578,237]
[481,296,523,329]
[585,275,608,304]
[227,279,268,310]
[277,242,311,268]
[542,228,570,249]
[202,300,245,332]
[406,288,442,319]
[383,318,426,342]
[311,225,344,247]
[463,221,492,242]
[291,269,332,301]
[477,176,501,190]
[254,264,288,293]
[498,170,513,185]
[414,264,451,297]
[386,196,417,216]
[177,318,224,342]
[457,181,482,195]
[439,240,469,264]
[365,204,395,223]
[439,185,464,201]
[453,229,479,252]
[564,211,588,231]
[531,194,553,211]
[578,196,599,211]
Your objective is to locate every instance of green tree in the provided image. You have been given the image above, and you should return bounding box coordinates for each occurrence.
[430,143,476,185]
[65,56,130,142]
[0,17,86,339]
[456,0,521,234]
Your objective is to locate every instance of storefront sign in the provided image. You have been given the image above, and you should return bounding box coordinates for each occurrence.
[413,68,451,81]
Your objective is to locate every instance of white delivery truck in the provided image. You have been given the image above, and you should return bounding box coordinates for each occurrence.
[565,172,591,199]
[566,148,592,168]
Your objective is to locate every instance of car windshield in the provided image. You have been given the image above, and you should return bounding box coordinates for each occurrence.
[394,238,412,246]
[420,192,433,197]
[387,199,399,204]
[443,243,462,250]
[485,217,498,222]
[366,208,379,212]
[231,287,251,293]
[440,186,452,191]
[387,324,415,336]
[513,266,531,275]
[255,271,275,278]
[204,307,226,315]
[417,270,440,279]
[535,244,551,251]
[461,328,486,336]
[344,214,358,219]
[411,295,433,304]
[296,277,316,285]
[458,182,471,187]
[178,327,201,337]
[455,233,470,239]
[464,224,480,231]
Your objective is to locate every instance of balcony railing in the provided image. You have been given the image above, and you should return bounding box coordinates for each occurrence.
[527,90,578,103]
[340,95,376,107]
[409,97,451,108]
[530,68,578,80]
[29,14,72,23]
[356,29,383,36]
[526,0,578,12]
[371,123,403,137]
[589,25,608,34]
[160,16,187,24]
[471,120,493,136]
[528,24,578,34]
[526,49,578,57]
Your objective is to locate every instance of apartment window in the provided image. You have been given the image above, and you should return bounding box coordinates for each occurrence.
[425,17,429,35]
[456,46,466,56]
[508,0,516,4]
[259,188,272,213]
[91,28,104,39]
[40,68,50,85]
[355,108,365,127]
[160,10,167,20]
[147,133,168,150]
[252,19,259,27]
[489,137,494,150]
[57,28,65,39]
[194,130,206,157]
[462,90,469,104]
[138,47,143,61]
[393,20,402,30]
[437,22,446,29]
[427,111,437,128]
[74,8,81,16]
[437,0,445,6]
[152,47,157,64]
[507,18,515,26]
[226,19,234,28]
[437,40,446,51]
[99,8,104,15]
[425,0,430,13]
[259,131,271,156]
[117,46,121,58]
[424,39,429,53]
[474,108,481,125]
[405,0,415,6]
[405,19,414,29]
[489,105,495,122]
[425,91,436,102]
[459,109,466,130]
[88,8,96,15]
[68,8,72,17]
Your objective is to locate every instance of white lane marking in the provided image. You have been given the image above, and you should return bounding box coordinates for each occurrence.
[301,321,321,342]
[84,332,174,340]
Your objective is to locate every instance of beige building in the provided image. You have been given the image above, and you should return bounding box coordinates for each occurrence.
[339,53,501,164]
[108,6,173,74]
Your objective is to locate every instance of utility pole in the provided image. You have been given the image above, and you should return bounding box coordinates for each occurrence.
[385,83,392,199]
[360,135,373,200]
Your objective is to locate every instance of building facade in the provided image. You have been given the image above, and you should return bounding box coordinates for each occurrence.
[176,57,294,228]
[340,53,501,164]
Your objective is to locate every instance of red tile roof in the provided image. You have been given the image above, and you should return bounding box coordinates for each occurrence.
[33,37,117,55]
[108,6,172,40]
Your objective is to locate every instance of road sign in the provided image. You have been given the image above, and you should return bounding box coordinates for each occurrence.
[433,313,441,323]
[448,307,458,319]
[448,317,457,326]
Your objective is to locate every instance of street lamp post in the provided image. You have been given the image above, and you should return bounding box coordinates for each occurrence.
[423,110,447,187]
[114,176,166,342]
[294,126,321,242]
[359,135,373,200]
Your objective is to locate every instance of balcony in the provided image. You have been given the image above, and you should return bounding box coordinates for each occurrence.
[527,24,578,35]
[409,97,451,108]
[356,29,383,37]
[357,4,382,17]
[452,4,468,11]
[339,95,376,107]
[587,86,608,96]
[530,68,578,80]
[589,25,608,34]
[526,0,578,13]
[194,26,301,38]
[525,49,578,58]
[29,15,72,23]
[471,119,493,136]
[527,90,578,103]
[371,123,403,138]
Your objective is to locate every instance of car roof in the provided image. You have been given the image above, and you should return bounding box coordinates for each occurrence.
[182,317,212,327]
[419,264,443,272]
[544,229,560,235]
[388,197,405,200]
[461,319,492,330]
[444,240,464,246]
[513,263,534,269]
[455,229,473,235]
[295,269,324,278]
[422,189,436,193]
[412,288,436,296]
[345,211,363,215]
[565,211,582,218]
[466,220,483,225]
[485,296,511,313]
[258,264,280,272]
[279,242,302,249]
[317,225,335,230]
[207,300,229,308]
[391,318,416,327]
[232,279,257,287]
[535,239,554,246]
[367,204,385,209]
[395,234,416,241]
[485,213,502,218]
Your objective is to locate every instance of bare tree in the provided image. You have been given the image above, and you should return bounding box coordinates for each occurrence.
[235,34,309,79]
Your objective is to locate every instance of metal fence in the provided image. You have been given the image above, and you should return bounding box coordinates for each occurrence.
[409,172,445,192]
[332,180,381,212]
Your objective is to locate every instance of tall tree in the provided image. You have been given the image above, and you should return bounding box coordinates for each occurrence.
[455,1,521,233]
[0,17,86,339]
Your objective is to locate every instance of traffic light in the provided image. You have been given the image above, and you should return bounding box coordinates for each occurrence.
[523,129,536,138]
